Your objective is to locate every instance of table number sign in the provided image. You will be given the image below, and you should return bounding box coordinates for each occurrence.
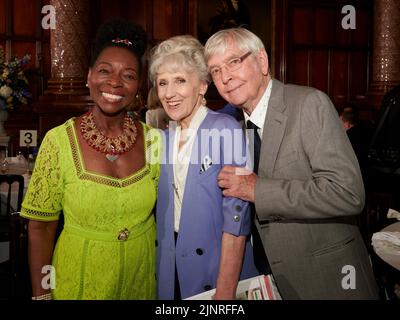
[20,130,38,147]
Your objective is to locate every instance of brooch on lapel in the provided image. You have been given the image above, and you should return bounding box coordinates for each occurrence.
[200,155,212,173]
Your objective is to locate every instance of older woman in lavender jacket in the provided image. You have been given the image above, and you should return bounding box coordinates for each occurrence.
[149,35,258,300]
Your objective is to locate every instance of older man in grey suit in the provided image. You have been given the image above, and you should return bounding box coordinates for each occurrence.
[204,28,379,299]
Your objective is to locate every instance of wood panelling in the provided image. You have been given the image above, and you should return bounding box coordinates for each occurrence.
[41,41,51,79]
[276,0,373,112]
[310,50,329,93]
[334,8,350,46]
[350,51,369,98]
[314,8,335,45]
[153,0,173,40]
[94,0,194,45]
[289,50,309,86]
[2,0,50,154]
[11,42,36,68]
[12,0,37,36]
[351,8,369,46]
[330,51,348,107]
[99,0,124,21]
[126,0,146,28]
[0,0,6,34]
[291,7,313,45]
[96,0,148,34]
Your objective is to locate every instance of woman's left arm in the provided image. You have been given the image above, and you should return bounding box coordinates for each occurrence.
[213,116,250,300]
[214,232,246,299]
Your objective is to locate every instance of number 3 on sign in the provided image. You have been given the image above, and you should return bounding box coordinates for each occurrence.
[20,130,38,147]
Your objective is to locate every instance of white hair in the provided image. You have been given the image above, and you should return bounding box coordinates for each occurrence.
[204,28,265,63]
[149,35,209,86]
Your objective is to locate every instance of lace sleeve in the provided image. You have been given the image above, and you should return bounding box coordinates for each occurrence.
[21,130,64,221]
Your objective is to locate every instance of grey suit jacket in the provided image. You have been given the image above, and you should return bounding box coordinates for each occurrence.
[254,79,379,299]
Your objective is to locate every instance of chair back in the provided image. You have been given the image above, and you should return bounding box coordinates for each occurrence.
[0,174,30,298]
[0,174,24,216]
[0,174,24,241]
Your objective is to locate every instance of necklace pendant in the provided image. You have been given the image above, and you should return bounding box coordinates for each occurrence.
[106,154,118,162]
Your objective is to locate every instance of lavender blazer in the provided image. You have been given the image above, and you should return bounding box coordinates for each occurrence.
[156,110,258,300]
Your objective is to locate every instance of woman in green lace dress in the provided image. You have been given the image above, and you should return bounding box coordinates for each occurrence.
[21,19,160,300]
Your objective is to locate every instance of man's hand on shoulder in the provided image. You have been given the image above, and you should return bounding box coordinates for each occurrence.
[217,166,257,202]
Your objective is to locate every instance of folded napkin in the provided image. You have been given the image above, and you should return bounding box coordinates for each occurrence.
[387,208,400,220]
[372,231,400,255]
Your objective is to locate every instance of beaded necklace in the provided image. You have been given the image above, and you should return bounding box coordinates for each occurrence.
[80,110,137,161]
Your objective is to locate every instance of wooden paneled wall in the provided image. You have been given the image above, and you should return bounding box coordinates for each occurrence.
[1,0,50,154]
[2,0,375,150]
[274,0,373,115]
[0,0,51,101]
[91,0,196,45]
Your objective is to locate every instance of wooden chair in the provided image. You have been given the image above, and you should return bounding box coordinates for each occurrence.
[0,174,30,299]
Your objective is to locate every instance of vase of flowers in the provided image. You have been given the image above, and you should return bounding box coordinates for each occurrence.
[0,45,31,135]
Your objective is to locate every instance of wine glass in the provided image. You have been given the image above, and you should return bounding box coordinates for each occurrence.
[0,158,9,174]
[0,150,7,174]
[17,151,24,161]
[26,154,35,174]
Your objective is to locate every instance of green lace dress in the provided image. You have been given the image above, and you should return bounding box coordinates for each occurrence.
[20,118,160,300]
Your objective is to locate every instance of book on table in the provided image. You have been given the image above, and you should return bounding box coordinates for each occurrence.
[185,274,282,300]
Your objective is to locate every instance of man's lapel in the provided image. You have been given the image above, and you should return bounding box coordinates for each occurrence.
[260,80,288,177]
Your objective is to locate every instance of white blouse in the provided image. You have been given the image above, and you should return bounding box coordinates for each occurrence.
[172,105,208,232]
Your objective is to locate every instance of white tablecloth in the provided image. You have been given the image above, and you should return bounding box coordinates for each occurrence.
[373,222,400,271]
[1,157,30,175]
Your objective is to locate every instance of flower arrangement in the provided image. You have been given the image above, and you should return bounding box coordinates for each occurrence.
[0,45,32,111]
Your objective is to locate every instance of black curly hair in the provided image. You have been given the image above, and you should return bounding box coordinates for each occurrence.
[90,18,147,74]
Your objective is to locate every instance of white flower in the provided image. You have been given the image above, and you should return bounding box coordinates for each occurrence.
[0,85,13,98]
